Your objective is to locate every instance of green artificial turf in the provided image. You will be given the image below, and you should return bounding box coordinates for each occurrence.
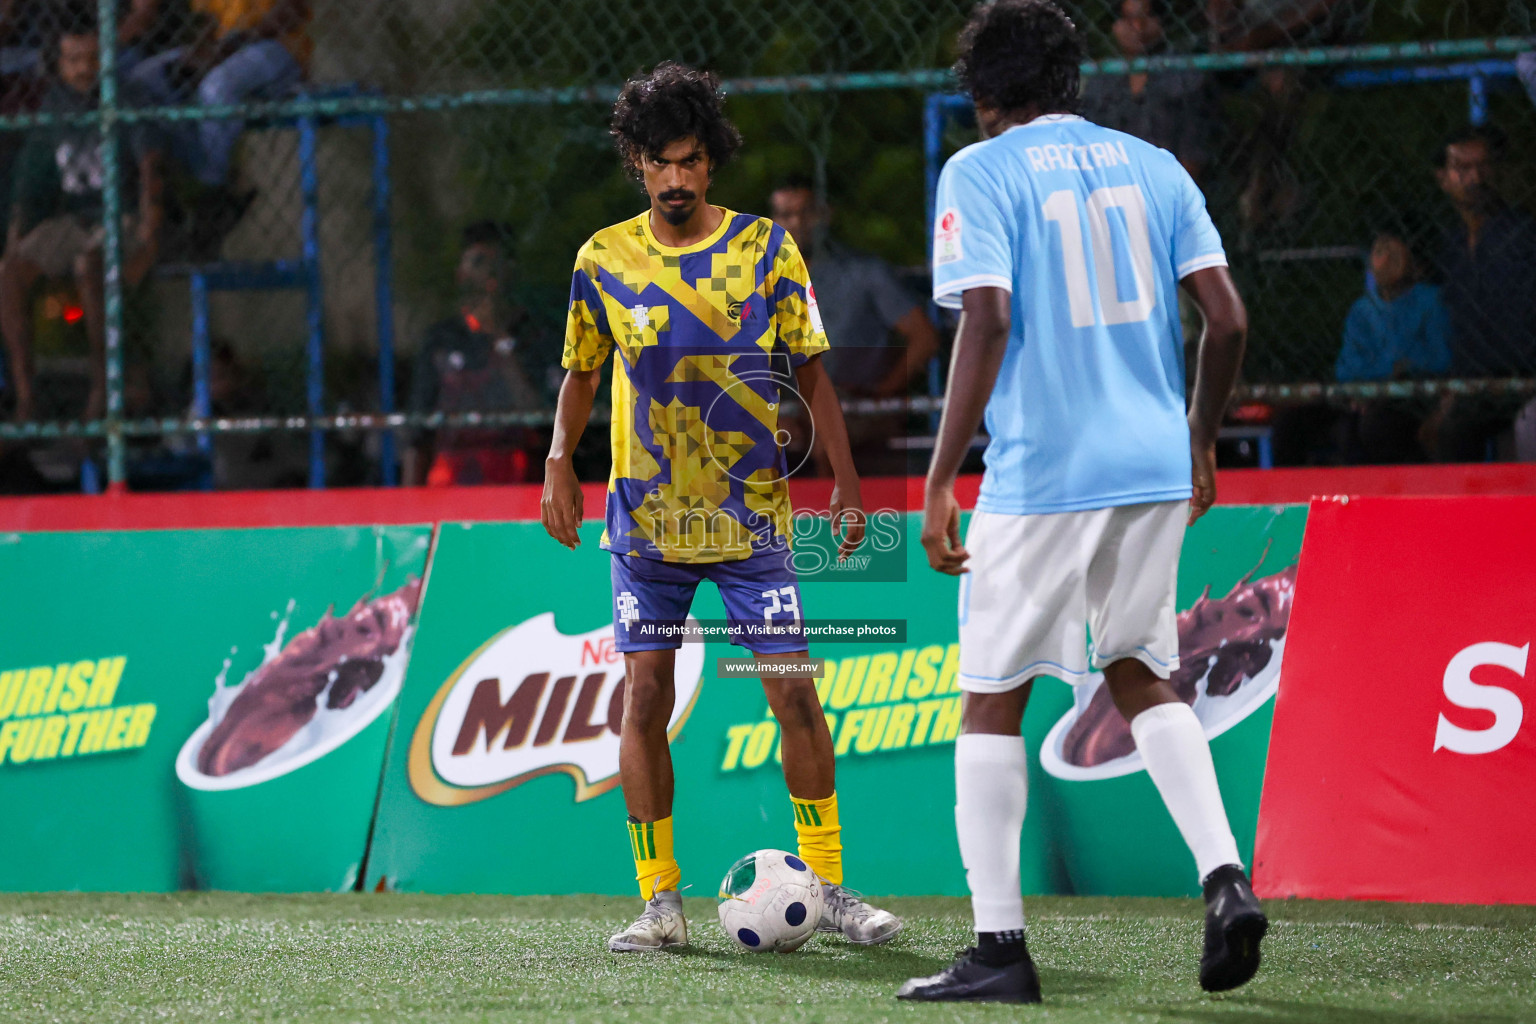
[1,893,1532,1023]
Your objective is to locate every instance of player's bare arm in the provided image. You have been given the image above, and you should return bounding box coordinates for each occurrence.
[1181,266,1248,525]
[541,365,601,549]
[921,285,1011,575]
[793,353,866,559]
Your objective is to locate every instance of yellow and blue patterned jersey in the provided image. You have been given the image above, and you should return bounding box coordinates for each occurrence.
[564,208,829,563]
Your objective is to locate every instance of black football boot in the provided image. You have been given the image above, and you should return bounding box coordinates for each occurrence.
[1200,863,1268,992]
[897,943,1042,1004]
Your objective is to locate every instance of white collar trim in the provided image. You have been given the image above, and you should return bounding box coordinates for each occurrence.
[1004,113,1085,132]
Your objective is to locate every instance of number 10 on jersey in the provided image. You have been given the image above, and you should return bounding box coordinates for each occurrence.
[1042,185,1156,328]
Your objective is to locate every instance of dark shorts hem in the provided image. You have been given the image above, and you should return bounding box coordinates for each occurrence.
[613,639,683,653]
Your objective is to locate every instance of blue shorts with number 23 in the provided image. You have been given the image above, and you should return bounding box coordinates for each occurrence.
[611,550,808,654]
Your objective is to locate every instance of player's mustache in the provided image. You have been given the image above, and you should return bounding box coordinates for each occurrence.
[658,190,696,203]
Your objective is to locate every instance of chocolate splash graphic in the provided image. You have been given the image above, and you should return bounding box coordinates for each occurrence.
[1061,561,1298,769]
[197,579,423,777]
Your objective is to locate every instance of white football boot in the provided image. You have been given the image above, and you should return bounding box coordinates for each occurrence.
[817,882,904,945]
[607,890,688,952]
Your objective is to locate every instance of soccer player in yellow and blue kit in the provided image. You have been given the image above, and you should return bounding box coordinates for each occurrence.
[540,61,902,953]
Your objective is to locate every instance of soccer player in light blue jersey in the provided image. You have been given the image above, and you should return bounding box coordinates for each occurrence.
[898,0,1263,1004]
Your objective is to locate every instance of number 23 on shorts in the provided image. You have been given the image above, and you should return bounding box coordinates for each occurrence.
[761,585,802,626]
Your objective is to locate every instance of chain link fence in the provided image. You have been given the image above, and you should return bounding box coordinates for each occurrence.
[0,0,1531,491]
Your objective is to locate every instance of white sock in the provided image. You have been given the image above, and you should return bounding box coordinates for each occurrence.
[955,732,1027,932]
[1130,702,1242,882]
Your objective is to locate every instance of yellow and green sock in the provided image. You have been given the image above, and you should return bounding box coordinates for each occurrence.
[791,792,842,884]
[627,815,681,900]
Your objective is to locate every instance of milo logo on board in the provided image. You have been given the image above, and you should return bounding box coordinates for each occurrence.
[409,614,705,805]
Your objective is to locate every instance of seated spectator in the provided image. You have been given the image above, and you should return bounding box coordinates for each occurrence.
[1338,229,1451,383]
[1334,227,1450,463]
[1423,126,1536,461]
[769,177,939,475]
[2,0,159,78]
[0,0,166,72]
[404,222,548,487]
[1,1,163,247]
[127,0,308,237]
[0,5,164,425]
[1,0,164,222]
[1080,0,1215,183]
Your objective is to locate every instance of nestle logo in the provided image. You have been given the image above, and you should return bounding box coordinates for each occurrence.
[581,638,621,666]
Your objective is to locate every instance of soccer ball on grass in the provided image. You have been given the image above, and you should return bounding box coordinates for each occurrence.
[716,848,824,952]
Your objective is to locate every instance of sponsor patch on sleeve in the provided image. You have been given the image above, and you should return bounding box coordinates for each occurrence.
[806,282,826,335]
[934,208,963,266]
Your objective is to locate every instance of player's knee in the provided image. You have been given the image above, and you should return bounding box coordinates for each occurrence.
[960,687,1028,736]
[767,679,823,735]
[622,671,675,731]
[196,65,240,107]
[1102,660,1172,719]
[1102,658,1156,689]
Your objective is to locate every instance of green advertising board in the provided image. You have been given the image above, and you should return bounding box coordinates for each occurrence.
[1038,504,1306,896]
[368,504,1305,899]
[0,525,431,892]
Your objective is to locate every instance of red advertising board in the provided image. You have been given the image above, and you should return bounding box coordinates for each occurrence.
[1255,496,1536,904]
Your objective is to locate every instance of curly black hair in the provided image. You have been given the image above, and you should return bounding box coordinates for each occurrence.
[954,0,1085,115]
[609,61,742,180]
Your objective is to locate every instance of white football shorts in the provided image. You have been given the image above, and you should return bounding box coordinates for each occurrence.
[957,500,1187,692]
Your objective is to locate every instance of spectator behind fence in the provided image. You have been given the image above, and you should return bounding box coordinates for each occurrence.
[1272,224,1449,466]
[404,221,548,487]
[1339,229,1451,383]
[2,0,160,78]
[769,177,939,475]
[127,0,309,239]
[1424,126,1536,461]
[1079,0,1215,183]
[1,1,164,250]
[1333,227,1450,462]
[769,178,938,397]
[0,5,164,425]
[1209,2,1372,242]
[1206,0,1372,51]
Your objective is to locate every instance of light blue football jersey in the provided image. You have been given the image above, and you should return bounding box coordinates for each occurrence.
[932,113,1227,515]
